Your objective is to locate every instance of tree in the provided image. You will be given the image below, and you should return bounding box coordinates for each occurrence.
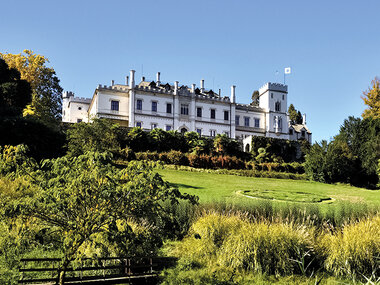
[0,146,197,284]
[0,50,63,127]
[251,90,260,106]
[66,118,121,157]
[0,58,31,116]
[362,77,380,119]
[288,104,303,124]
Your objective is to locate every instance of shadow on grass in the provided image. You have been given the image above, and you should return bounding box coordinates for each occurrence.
[170,183,204,190]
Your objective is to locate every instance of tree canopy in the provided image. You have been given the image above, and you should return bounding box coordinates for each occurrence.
[288,104,303,124]
[0,58,31,116]
[362,77,380,119]
[251,90,260,106]
[0,50,63,127]
[0,145,197,284]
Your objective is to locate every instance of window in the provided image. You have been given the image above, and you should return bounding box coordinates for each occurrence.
[77,119,82,123]
[282,94,285,100]
[136,122,142,128]
[152,101,157,112]
[166,125,172,131]
[78,107,82,110]
[181,104,189,115]
[254,118,260,128]
[196,128,202,135]
[301,130,305,137]
[111,100,119,111]
[244,116,250,127]
[151,123,158,130]
[210,109,216,119]
[197,107,202,117]
[235,115,240,126]
[210,130,216,137]
[136,99,142,110]
[166,103,172,114]
[224,110,229,121]
[180,127,187,134]
[275,101,281,112]
[289,129,293,135]
[271,93,273,98]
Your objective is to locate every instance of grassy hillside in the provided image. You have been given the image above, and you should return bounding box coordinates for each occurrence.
[157,168,380,209]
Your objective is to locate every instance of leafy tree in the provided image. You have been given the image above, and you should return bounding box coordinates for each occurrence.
[0,146,197,284]
[0,58,31,116]
[0,50,63,127]
[66,118,120,157]
[362,77,380,119]
[251,90,260,106]
[124,127,149,152]
[288,104,303,124]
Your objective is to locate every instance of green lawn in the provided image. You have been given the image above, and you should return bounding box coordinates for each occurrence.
[157,169,380,208]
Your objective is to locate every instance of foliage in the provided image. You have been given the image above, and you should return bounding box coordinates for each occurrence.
[304,140,358,184]
[66,118,121,157]
[362,77,380,119]
[0,58,32,117]
[0,145,197,284]
[306,117,380,188]
[0,50,63,127]
[288,104,303,124]
[251,136,307,163]
[251,90,260,106]
[0,117,65,160]
[213,134,242,157]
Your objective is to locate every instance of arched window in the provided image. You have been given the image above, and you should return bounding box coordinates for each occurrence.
[180,127,187,135]
[275,101,281,112]
[245,144,250,152]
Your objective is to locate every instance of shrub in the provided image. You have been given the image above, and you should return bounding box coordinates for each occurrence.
[119,147,135,161]
[165,150,188,166]
[187,154,212,169]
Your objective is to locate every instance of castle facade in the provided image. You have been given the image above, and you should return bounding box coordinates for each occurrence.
[62,70,311,151]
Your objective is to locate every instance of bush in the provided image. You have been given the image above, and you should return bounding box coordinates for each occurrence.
[166,150,189,166]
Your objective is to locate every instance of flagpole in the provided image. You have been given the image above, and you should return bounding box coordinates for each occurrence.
[284,73,286,84]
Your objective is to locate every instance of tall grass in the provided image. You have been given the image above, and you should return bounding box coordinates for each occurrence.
[318,215,380,279]
[162,209,380,283]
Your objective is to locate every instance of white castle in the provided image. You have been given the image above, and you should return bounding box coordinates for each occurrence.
[62,70,311,151]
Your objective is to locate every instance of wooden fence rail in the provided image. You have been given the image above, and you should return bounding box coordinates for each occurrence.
[18,256,177,284]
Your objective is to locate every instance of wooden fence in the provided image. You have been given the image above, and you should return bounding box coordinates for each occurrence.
[18,256,177,284]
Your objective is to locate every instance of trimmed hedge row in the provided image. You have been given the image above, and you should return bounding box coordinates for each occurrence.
[133,150,305,174]
[164,165,307,180]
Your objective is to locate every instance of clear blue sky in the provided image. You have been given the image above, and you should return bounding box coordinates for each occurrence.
[1,0,379,142]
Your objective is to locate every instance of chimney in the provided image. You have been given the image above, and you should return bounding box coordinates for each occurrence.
[230,85,236,103]
[142,76,145,82]
[111,80,114,86]
[200,79,205,93]
[156,72,161,85]
[191,84,196,93]
[126,76,129,86]
[302,114,306,125]
[174,81,179,95]
[130,70,135,88]
[218,89,221,97]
